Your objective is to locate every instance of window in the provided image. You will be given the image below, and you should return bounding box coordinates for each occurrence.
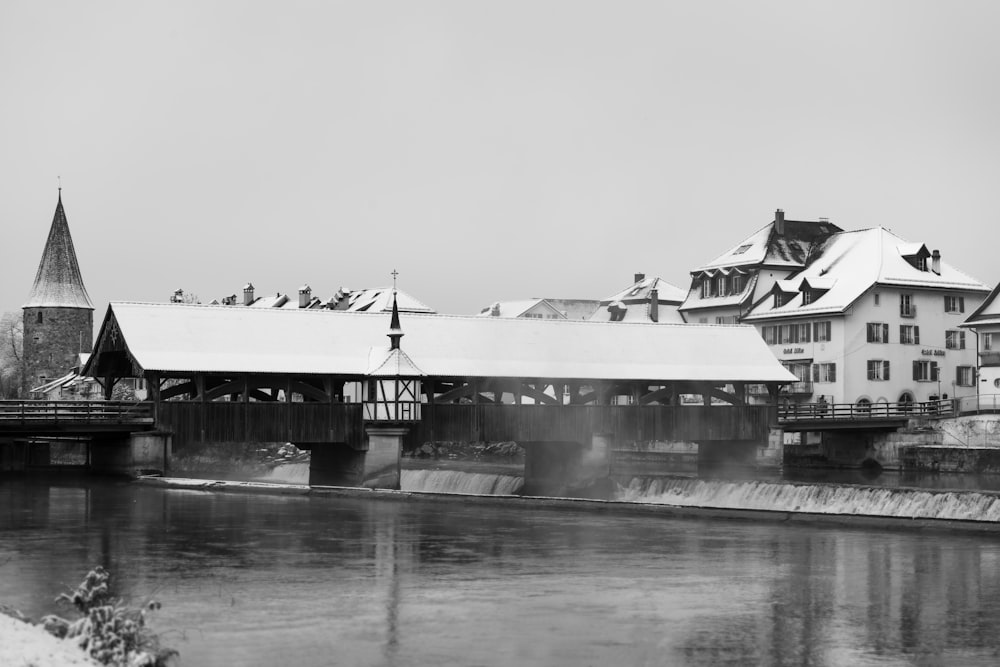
[899,325,920,345]
[715,315,738,325]
[36,311,43,324]
[779,324,802,344]
[733,244,753,255]
[956,366,975,387]
[866,322,889,343]
[701,280,712,299]
[913,360,939,382]
[900,294,916,318]
[916,256,928,271]
[715,275,726,296]
[774,292,792,308]
[730,274,745,294]
[697,317,708,324]
[796,323,811,343]
[814,321,832,342]
[945,296,965,313]
[985,333,994,351]
[802,290,813,305]
[946,330,966,350]
[867,360,890,381]
[813,363,837,383]
[762,326,778,345]
[874,293,880,306]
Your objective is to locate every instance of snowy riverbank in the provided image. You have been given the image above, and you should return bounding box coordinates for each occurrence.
[0,614,98,666]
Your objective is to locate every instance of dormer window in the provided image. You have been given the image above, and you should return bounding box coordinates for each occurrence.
[732,244,753,255]
[701,279,712,299]
[730,274,745,294]
[714,275,726,296]
[900,243,931,272]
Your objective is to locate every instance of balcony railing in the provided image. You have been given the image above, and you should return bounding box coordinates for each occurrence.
[900,305,917,318]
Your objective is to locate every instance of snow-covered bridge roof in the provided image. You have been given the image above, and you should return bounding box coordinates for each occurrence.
[85,302,796,384]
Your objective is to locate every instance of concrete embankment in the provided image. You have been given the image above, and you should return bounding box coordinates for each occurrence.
[136,476,1000,534]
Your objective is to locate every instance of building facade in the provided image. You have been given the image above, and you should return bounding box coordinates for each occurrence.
[960,283,1000,396]
[22,192,94,394]
[685,211,988,407]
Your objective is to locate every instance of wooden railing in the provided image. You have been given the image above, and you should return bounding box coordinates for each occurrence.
[0,400,154,426]
[778,399,954,423]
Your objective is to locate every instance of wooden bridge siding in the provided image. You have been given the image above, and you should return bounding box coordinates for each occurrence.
[417,404,774,444]
[157,402,363,447]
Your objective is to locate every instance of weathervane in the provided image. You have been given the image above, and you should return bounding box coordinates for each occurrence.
[391,269,399,293]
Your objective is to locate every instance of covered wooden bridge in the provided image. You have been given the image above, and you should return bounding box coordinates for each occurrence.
[84,301,795,491]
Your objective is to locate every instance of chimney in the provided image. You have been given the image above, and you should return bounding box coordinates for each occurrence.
[243,283,255,306]
[774,209,785,235]
[634,272,645,284]
[649,288,659,323]
[931,249,941,275]
[298,284,312,308]
[491,302,500,317]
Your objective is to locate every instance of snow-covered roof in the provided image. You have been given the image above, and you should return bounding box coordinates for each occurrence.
[962,282,1000,328]
[477,299,562,319]
[23,194,94,309]
[743,227,989,321]
[86,302,797,383]
[694,218,843,272]
[329,287,435,314]
[599,276,686,304]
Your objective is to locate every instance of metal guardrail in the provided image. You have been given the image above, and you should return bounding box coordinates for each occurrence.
[954,394,1000,416]
[0,400,154,425]
[778,399,954,423]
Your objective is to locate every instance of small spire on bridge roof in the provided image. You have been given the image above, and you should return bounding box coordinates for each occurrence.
[388,269,403,350]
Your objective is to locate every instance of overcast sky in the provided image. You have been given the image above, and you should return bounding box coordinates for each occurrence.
[2,1,998,319]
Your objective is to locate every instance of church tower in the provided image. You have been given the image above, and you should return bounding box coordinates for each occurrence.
[22,191,94,394]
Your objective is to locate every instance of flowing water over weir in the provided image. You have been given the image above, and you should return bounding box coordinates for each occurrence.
[401,469,523,495]
[616,477,1000,522]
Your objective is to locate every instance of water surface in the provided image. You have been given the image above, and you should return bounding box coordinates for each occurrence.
[3,476,1000,666]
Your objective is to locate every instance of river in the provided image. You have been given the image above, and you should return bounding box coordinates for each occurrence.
[4,475,1000,666]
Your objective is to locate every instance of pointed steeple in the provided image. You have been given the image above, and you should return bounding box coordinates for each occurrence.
[388,290,403,350]
[23,191,94,309]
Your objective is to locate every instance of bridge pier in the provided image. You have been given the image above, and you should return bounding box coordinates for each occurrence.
[522,433,612,498]
[0,439,29,472]
[89,432,171,477]
[307,426,404,489]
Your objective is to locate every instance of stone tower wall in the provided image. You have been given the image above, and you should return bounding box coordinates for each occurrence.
[22,306,94,393]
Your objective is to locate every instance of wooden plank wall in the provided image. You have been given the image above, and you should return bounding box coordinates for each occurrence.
[415,404,775,444]
[159,402,364,448]
[158,402,774,449]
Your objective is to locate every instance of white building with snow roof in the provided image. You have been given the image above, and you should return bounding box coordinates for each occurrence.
[588,274,686,324]
[679,210,843,325]
[737,225,989,407]
[960,282,1000,394]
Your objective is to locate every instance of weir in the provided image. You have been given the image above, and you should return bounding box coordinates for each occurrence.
[616,476,1000,522]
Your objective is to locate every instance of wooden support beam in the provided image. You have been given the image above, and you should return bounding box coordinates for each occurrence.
[519,382,559,405]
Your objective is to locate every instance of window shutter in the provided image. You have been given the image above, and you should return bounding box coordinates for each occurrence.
[812,364,819,382]
[884,361,890,381]
[913,360,920,381]
[867,361,875,381]
[931,361,939,381]
[914,326,920,345]
[830,364,836,382]
[882,323,889,342]
[960,297,965,313]
[960,331,966,349]
[866,323,874,342]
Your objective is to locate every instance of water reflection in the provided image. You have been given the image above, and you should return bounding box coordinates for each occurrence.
[2,477,1000,666]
